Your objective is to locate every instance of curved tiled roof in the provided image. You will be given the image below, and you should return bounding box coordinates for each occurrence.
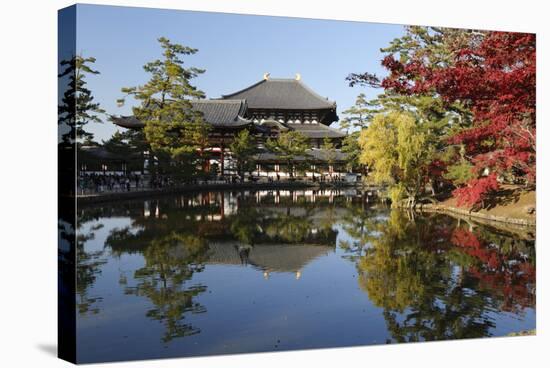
[111,99,252,129]
[290,123,346,138]
[110,115,144,129]
[191,99,250,127]
[258,119,290,131]
[221,78,337,110]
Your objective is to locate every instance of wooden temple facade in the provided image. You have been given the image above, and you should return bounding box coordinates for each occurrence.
[108,74,348,178]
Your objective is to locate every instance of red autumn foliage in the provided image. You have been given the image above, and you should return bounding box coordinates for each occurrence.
[452,173,499,207]
[380,31,536,206]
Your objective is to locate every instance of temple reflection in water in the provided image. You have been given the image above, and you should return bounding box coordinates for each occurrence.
[92,190,368,281]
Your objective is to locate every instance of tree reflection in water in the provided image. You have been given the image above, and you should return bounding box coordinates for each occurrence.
[122,233,209,343]
[352,210,535,342]
[76,224,107,316]
[77,190,535,348]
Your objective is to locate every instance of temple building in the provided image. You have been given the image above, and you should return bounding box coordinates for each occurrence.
[108,73,348,178]
[220,73,343,148]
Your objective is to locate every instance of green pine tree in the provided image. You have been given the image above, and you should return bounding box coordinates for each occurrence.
[321,137,338,178]
[266,131,309,178]
[58,55,105,144]
[229,129,258,179]
[118,37,210,182]
[339,93,377,132]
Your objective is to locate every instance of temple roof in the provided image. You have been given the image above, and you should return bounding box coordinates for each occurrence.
[191,99,250,127]
[258,118,345,138]
[110,115,144,129]
[79,146,141,161]
[255,148,348,163]
[221,78,337,111]
[290,123,346,139]
[110,99,252,129]
[258,119,290,132]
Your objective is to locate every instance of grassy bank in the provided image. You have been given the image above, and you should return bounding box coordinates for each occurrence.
[416,187,535,227]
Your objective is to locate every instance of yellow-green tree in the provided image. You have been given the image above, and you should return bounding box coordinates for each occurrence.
[359,112,434,207]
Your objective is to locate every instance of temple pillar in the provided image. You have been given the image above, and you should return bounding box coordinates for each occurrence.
[220,140,225,177]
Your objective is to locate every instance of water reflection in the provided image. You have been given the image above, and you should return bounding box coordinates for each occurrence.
[76,224,107,315]
[354,211,535,342]
[76,190,535,362]
[125,233,209,342]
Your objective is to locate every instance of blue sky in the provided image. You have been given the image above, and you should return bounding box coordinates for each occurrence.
[74,4,405,142]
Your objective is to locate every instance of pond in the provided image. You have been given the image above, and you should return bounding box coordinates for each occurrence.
[74,189,536,363]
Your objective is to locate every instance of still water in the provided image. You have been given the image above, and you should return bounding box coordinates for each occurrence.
[75,189,535,363]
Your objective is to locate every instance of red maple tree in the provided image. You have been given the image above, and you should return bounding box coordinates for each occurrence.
[378,31,536,206]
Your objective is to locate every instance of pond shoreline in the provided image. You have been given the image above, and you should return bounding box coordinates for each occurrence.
[414,202,535,228]
[74,181,368,205]
[74,182,535,228]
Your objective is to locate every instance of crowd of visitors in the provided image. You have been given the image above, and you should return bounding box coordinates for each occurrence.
[78,173,145,194]
[77,171,356,195]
